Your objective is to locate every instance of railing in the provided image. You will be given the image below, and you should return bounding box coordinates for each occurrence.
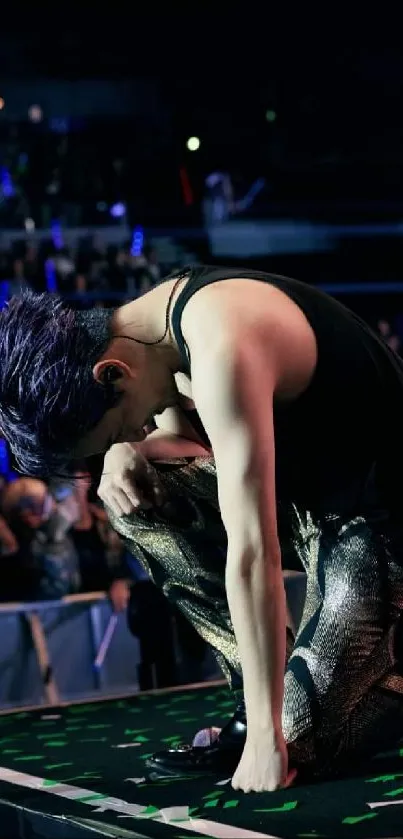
[0,592,140,710]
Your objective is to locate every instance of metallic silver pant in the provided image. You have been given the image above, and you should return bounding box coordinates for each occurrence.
[109,457,403,775]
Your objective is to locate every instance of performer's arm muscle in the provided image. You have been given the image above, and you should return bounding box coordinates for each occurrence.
[191,332,286,742]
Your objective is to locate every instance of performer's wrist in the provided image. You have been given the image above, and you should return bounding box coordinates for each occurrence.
[244,689,282,742]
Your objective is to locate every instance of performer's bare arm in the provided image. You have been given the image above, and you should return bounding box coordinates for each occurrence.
[152,406,210,450]
[190,328,286,751]
[138,425,208,460]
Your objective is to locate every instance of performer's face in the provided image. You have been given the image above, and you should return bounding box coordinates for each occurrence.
[74,351,176,459]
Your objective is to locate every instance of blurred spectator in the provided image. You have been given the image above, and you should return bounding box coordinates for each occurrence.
[0,478,81,601]
[143,244,161,284]
[203,171,236,226]
[23,243,42,292]
[52,248,76,286]
[71,471,130,613]
[6,258,31,296]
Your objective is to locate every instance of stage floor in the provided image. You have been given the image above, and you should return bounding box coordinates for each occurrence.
[0,682,403,839]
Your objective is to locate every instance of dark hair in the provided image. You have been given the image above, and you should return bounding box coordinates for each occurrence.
[0,292,118,478]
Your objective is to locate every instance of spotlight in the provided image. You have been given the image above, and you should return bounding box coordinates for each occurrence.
[186,136,200,151]
[0,98,4,111]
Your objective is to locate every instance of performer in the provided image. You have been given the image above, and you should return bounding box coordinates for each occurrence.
[1,265,403,793]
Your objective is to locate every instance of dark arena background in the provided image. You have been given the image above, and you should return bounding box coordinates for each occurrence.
[0,12,403,838]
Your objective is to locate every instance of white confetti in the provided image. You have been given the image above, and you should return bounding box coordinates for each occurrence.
[367,798,403,808]
[215,777,231,786]
[112,743,142,749]
[125,777,146,784]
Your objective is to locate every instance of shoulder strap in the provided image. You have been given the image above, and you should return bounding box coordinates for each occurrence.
[171,264,271,370]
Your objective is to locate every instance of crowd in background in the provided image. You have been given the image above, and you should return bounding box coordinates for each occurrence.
[0,469,131,606]
[0,236,162,302]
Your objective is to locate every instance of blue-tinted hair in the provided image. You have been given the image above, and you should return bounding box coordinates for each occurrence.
[0,292,118,477]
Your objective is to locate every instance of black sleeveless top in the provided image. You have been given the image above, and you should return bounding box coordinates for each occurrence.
[170,265,403,512]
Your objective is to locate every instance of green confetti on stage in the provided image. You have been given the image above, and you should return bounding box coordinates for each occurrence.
[43,741,68,747]
[0,735,29,745]
[68,704,103,713]
[384,786,403,797]
[32,720,57,727]
[254,800,298,813]
[43,779,60,787]
[124,728,152,735]
[65,725,81,731]
[15,755,44,762]
[141,805,160,816]
[77,793,108,803]
[170,694,195,703]
[203,791,224,800]
[162,735,182,744]
[156,703,170,709]
[223,800,240,808]
[45,763,73,770]
[204,798,219,808]
[80,737,108,743]
[343,813,378,825]
[2,749,22,754]
[87,724,113,730]
[366,773,403,783]
[62,772,102,783]
[181,717,198,723]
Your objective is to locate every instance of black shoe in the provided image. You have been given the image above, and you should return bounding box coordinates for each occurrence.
[146,698,246,777]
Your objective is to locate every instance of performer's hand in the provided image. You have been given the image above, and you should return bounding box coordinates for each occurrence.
[98,443,164,516]
[231,733,294,793]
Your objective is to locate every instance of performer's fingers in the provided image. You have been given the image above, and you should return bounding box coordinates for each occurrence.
[120,480,151,511]
[144,462,165,505]
[110,488,139,516]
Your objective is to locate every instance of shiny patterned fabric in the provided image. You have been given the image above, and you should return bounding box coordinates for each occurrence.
[108,458,241,690]
[108,456,403,775]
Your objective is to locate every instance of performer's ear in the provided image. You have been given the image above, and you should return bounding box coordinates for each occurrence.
[93,359,132,387]
[101,365,122,386]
